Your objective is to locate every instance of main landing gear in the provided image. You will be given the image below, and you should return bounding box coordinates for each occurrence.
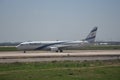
[56,49,63,52]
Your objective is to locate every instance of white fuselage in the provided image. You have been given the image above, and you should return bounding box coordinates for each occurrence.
[16,40,90,51]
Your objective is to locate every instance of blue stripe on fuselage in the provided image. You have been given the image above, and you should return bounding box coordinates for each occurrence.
[35,42,65,50]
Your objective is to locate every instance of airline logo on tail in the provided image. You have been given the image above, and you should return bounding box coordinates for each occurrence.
[85,27,98,43]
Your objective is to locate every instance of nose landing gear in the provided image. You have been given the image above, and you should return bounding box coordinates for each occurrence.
[24,51,26,53]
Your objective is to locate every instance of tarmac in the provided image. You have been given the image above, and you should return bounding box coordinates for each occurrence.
[0,50,120,63]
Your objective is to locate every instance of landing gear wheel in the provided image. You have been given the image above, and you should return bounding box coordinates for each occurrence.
[24,51,26,53]
[60,49,63,52]
[56,50,58,52]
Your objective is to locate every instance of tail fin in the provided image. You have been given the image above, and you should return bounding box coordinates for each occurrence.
[85,27,98,43]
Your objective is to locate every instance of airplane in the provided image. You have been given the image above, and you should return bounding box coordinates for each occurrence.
[16,27,98,53]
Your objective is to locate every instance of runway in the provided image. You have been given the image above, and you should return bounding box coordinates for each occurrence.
[0,50,120,63]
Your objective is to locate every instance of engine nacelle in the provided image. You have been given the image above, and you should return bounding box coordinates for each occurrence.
[50,47,59,52]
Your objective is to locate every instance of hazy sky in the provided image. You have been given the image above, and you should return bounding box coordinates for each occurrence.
[0,0,120,42]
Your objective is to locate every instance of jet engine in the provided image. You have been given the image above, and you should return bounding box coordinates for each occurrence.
[50,47,59,52]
